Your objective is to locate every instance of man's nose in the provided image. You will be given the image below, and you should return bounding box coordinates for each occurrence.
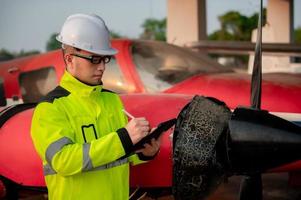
[96,62,105,71]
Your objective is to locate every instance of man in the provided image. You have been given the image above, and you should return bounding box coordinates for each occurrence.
[31,13,160,200]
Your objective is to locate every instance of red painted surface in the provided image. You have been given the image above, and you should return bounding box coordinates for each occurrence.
[1,40,300,113]
[0,109,44,186]
[0,179,5,198]
[0,39,301,188]
[121,94,192,187]
[164,73,301,113]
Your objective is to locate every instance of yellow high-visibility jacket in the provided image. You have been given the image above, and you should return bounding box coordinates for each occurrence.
[31,71,142,200]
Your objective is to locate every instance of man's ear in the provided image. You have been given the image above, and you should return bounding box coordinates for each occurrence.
[64,54,74,72]
[65,54,72,64]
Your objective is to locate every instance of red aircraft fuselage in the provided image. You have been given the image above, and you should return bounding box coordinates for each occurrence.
[0,39,301,189]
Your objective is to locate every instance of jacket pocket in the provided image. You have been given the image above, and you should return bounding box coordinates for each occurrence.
[73,116,98,143]
[81,124,97,143]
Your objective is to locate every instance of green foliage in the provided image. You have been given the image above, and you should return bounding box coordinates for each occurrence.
[18,50,40,57]
[208,30,235,41]
[209,9,266,41]
[208,9,267,68]
[110,30,123,39]
[46,33,61,51]
[0,49,40,62]
[295,27,301,44]
[140,18,166,41]
[0,49,15,61]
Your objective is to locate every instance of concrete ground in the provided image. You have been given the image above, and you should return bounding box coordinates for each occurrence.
[208,173,301,200]
[16,173,301,200]
[142,173,301,200]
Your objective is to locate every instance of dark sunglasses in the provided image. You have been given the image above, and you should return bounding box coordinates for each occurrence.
[71,53,112,64]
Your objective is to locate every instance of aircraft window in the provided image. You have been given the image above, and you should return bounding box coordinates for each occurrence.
[131,40,228,92]
[102,57,132,93]
[19,67,57,103]
[0,77,6,106]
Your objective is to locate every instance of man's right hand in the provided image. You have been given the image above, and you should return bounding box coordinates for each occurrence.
[125,118,150,145]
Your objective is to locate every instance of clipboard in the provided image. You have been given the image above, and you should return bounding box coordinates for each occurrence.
[132,118,177,151]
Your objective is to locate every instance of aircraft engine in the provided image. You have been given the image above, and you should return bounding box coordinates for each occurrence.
[172,95,301,200]
[172,95,231,200]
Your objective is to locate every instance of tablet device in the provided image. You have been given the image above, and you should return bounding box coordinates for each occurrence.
[132,118,177,151]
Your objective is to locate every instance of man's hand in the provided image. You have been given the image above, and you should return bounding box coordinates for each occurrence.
[135,127,161,157]
[125,117,150,145]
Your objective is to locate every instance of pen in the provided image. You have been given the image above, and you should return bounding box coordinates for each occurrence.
[122,109,135,119]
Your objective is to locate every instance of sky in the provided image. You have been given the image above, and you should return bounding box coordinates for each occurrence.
[0,0,300,53]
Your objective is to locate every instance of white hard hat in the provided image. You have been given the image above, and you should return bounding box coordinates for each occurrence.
[56,13,117,55]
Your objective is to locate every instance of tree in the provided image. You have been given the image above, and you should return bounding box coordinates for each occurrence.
[17,50,40,57]
[0,49,40,62]
[46,33,61,51]
[140,18,166,41]
[209,9,266,41]
[295,27,301,44]
[0,49,15,61]
[208,9,267,68]
[110,30,124,39]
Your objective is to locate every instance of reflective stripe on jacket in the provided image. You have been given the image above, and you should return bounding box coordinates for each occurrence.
[31,71,142,200]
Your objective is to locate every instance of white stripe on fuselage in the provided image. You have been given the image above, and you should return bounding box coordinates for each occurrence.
[0,98,23,111]
[270,112,301,123]
[6,98,23,106]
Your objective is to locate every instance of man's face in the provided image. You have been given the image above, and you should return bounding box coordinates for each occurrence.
[65,48,110,86]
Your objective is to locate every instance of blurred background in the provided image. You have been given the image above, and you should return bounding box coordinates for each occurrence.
[1,0,300,73]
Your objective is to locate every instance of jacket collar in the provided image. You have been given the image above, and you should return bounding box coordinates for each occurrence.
[60,71,103,96]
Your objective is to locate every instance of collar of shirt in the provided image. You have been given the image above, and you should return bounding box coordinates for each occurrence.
[60,70,103,97]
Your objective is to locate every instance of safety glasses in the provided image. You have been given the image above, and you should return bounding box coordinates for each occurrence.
[71,53,112,64]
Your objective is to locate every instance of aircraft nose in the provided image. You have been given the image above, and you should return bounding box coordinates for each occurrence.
[172,96,231,200]
[172,96,301,200]
[228,107,301,174]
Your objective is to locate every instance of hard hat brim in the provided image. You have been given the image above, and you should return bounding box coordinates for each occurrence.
[56,36,118,56]
[87,47,118,56]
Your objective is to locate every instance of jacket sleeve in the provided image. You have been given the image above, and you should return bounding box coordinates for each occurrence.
[116,99,149,166]
[31,102,127,176]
